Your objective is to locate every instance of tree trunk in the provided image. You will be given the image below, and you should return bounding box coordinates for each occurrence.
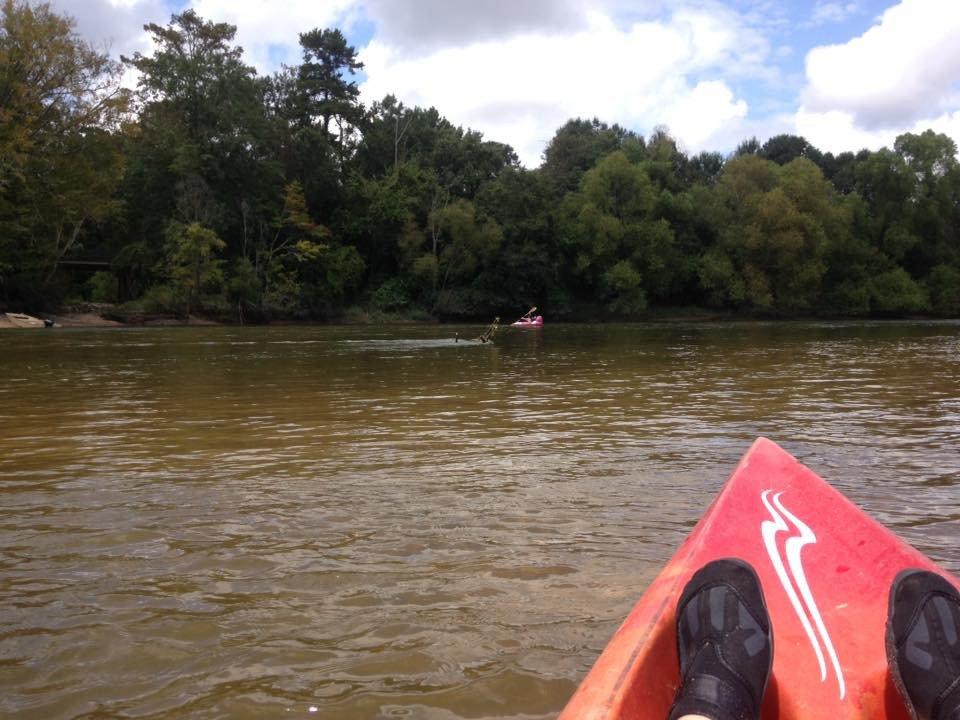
[43,221,83,285]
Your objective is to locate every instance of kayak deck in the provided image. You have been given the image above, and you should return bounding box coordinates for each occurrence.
[559,437,957,719]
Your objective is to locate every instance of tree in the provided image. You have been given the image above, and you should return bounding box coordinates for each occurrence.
[687,151,725,185]
[295,28,364,143]
[716,154,779,206]
[167,222,225,316]
[894,130,958,188]
[644,126,689,192]
[701,156,832,312]
[582,151,655,221]
[123,9,278,263]
[759,134,822,167]
[557,150,670,314]
[869,268,928,315]
[735,137,761,156]
[603,260,646,314]
[256,181,330,313]
[425,199,502,314]
[541,118,638,195]
[818,151,857,194]
[124,11,255,143]
[266,27,365,216]
[476,167,560,313]
[365,102,517,196]
[34,128,125,284]
[335,161,433,284]
[0,0,128,303]
[893,131,959,278]
[926,264,960,316]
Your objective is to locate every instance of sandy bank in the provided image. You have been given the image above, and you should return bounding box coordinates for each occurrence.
[54,312,123,328]
[0,310,220,329]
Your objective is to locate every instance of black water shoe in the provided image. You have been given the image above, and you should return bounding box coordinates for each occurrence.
[668,558,773,720]
[887,569,960,720]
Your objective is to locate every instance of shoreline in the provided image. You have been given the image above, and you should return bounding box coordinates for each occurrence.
[3,308,955,329]
[1,311,217,329]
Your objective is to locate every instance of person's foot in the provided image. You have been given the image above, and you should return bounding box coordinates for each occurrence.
[887,569,960,720]
[668,558,773,720]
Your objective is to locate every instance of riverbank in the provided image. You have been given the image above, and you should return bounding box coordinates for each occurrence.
[0,308,218,329]
[1,304,951,329]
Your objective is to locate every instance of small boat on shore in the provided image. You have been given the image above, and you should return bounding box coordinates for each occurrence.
[558,437,958,719]
[2,312,53,329]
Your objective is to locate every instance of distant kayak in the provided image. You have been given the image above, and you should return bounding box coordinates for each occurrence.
[558,437,958,720]
[512,315,543,327]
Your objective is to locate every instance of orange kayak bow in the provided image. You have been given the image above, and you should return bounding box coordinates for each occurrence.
[559,437,958,719]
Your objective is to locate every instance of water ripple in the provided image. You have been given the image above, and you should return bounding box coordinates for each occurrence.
[0,321,958,718]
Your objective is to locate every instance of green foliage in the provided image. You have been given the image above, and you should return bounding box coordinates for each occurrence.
[0,0,128,301]
[3,2,959,322]
[698,248,743,307]
[735,137,761,156]
[582,152,655,218]
[603,260,647,315]
[87,271,118,303]
[926,265,960,316]
[427,199,502,304]
[687,152,725,185]
[824,280,872,316]
[323,245,365,300]
[704,157,831,313]
[166,222,226,315]
[411,254,439,295]
[869,269,929,315]
[295,29,363,139]
[227,256,259,309]
[141,284,178,314]
[760,135,822,167]
[542,118,638,194]
[370,278,410,312]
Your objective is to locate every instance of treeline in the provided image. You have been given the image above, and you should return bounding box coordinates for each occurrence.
[2,2,958,321]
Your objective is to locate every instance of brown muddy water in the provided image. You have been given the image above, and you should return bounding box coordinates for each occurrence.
[1,322,958,719]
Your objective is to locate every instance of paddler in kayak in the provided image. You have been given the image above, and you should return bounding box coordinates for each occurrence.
[669,558,960,720]
[477,317,499,344]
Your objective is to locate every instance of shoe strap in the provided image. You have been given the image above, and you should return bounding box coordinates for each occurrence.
[668,673,755,720]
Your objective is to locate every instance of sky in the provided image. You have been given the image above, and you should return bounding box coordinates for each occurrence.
[50,0,960,167]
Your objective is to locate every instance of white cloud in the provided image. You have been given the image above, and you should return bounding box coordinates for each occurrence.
[45,0,788,164]
[360,6,766,166]
[808,0,862,26]
[360,0,588,56]
[660,81,748,149]
[50,0,165,59]
[795,0,960,155]
[796,107,960,154]
[187,0,359,71]
[802,0,960,128]
[795,109,892,152]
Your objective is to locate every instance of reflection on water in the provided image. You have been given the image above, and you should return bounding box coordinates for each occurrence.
[1,322,958,719]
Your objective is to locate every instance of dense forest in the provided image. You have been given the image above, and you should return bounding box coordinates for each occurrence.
[2,1,959,322]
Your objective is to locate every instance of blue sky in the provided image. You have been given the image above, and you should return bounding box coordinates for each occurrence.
[54,0,960,166]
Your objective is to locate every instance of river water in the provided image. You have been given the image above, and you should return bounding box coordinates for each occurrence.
[1,322,958,719]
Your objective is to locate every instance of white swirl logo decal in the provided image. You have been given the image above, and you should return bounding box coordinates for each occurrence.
[760,489,846,700]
